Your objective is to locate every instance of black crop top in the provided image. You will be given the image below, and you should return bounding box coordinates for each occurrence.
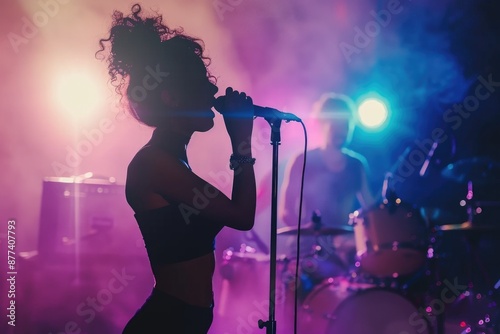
[135,203,223,265]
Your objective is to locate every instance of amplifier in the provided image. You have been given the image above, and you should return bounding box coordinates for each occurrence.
[37,175,144,259]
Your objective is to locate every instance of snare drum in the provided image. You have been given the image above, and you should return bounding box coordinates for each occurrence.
[351,201,428,277]
[300,277,431,334]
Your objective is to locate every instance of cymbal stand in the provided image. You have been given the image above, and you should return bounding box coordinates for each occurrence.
[311,211,348,273]
[422,180,476,334]
[462,180,493,288]
[450,180,499,333]
[426,212,446,334]
[465,180,474,224]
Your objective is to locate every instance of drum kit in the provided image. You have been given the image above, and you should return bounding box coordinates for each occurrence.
[220,156,500,334]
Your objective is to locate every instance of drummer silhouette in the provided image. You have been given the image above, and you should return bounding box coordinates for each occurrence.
[279,92,376,290]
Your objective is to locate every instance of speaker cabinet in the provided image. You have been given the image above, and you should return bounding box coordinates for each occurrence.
[37,176,143,259]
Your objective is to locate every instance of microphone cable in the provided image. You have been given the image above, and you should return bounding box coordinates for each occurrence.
[292,120,307,334]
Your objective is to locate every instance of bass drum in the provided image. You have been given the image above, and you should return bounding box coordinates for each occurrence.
[299,278,432,334]
[299,276,375,334]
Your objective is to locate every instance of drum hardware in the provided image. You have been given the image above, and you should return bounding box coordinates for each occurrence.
[425,225,500,334]
[279,211,351,299]
[245,229,270,255]
[298,276,432,334]
[282,198,433,333]
[441,156,500,186]
[432,179,500,234]
[298,242,349,295]
[278,207,355,238]
[434,221,500,233]
[436,156,500,235]
[276,223,354,237]
[216,245,295,334]
[319,156,500,334]
[349,200,428,278]
[422,177,500,334]
[304,210,349,276]
[276,211,354,291]
[349,172,428,278]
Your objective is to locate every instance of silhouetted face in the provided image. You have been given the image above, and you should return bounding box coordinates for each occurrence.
[320,109,352,149]
[167,52,218,133]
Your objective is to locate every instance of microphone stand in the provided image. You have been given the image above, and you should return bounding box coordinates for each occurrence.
[258,116,282,334]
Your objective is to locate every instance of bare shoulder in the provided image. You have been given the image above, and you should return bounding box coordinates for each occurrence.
[126,146,187,210]
[290,147,320,165]
[127,146,152,181]
[128,146,181,173]
[342,148,372,178]
[301,147,322,167]
[126,145,186,190]
[342,148,368,165]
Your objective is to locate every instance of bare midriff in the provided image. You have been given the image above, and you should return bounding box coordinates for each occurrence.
[152,252,215,308]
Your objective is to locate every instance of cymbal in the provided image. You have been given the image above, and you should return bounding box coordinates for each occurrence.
[277,223,354,236]
[441,157,500,184]
[434,221,500,233]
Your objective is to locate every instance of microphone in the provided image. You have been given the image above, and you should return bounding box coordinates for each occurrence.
[213,96,302,122]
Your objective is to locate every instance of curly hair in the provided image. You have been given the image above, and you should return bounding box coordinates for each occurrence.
[96,3,215,126]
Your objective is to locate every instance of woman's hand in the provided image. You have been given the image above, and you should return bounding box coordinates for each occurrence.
[215,87,254,148]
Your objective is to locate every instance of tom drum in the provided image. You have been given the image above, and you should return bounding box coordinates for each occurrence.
[351,201,428,278]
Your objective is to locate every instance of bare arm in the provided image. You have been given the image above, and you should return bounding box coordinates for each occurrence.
[219,87,257,230]
[128,87,256,231]
[128,149,255,230]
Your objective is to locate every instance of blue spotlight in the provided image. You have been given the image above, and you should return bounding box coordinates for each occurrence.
[357,97,389,129]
